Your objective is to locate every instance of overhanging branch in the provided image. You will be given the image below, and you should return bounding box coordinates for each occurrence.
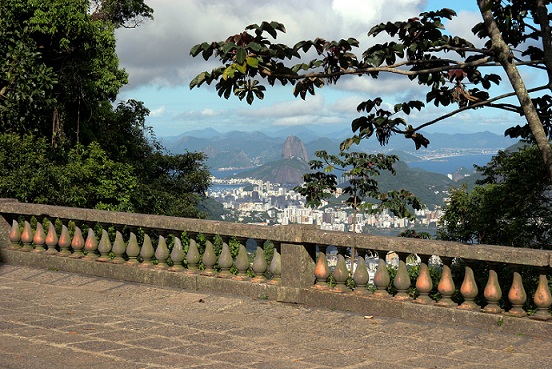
[399,84,549,132]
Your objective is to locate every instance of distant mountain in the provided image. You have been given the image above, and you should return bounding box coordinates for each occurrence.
[161,128,518,173]
[282,136,309,163]
[227,136,311,184]
[305,137,340,158]
[388,150,421,162]
[205,148,254,169]
[269,126,322,141]
[231,158,310,185]
[423,131,516,149]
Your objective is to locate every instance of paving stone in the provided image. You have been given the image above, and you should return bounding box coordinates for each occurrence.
[23,317,77,329]
[68,339,130,352]
[1,264,551,369]
[125,336,187,350]
[74,279,126,292]
[23,270,72,284]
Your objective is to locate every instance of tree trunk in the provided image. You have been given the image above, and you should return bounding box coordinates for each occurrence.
[478,0,552,183]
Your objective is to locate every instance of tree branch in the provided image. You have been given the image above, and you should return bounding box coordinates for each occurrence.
[264,57,544,83]
[536,0,552,87]
[402,84,549,132]
[478,0,552,183]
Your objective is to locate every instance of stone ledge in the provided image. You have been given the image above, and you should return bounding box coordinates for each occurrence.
[1,248,551,339]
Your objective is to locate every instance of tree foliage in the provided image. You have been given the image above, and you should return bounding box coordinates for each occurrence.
[0,0,211,218]
[438,145,552,248]
[0,134,137,211]
[190,2,552,183]
[0,0,132,146]
[294,150,423,221]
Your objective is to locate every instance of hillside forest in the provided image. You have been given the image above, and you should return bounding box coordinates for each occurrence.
[0,0,212,218]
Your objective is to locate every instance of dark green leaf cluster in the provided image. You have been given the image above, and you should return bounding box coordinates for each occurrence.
[0,0,129,144]
[0,134,136,211]
[343,97,426,150]
[438,144,552,248]
[90,0,153,28]
[471,0,543,49]
[0,1,211,219]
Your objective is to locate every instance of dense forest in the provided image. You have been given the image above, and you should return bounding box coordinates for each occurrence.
[0,0,213,218]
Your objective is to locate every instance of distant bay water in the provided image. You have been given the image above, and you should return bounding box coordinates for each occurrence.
[406,153,495,175]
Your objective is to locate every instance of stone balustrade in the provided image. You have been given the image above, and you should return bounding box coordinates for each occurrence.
[0,198,551,338]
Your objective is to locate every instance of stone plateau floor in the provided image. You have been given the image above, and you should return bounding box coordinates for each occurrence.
[1,264,551,369]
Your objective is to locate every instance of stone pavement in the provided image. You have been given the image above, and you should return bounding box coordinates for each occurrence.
[1,264,551,369]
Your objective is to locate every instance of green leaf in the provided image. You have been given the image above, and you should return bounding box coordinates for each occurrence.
[236,62,247,74]
[246,56,259,68]
[189,72,207,89]
[236,47,247,64]
[247,42,262,52]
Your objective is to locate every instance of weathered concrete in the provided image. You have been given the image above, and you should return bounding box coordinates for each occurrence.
[2,248,552,341]
[2,199,552,266]
[1,264,552,369]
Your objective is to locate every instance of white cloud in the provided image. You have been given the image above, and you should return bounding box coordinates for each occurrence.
[115,1,515,136]
[240,95,325,118]
[149,106,166,117]
[446,10,485,48]
[199,108,220,117]
[116,0,428,89]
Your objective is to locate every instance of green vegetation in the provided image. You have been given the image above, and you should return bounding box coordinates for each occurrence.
[439,144,552,248]
[295,150,423,221]
[0,0,210,218]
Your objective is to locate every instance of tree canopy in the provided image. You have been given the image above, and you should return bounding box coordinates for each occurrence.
[190,1,552,183]
[294,150,423,220]
[0,0,211,218]
[438,144,552,248]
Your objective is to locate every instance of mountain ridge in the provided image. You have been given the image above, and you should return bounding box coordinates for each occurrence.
[161,129,518,172]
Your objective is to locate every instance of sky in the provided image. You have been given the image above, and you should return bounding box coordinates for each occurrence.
[115,0,531,138]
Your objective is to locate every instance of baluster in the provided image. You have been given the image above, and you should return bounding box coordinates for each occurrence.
[155,235,169,269]
[506,266,527,317]
[139,233,154,267]
[8,219,21,250]
[186,235,200,272]
[20,220,34,252]
[45,221,59,255]
[436,257,456,307]
[394,255,411,301]
[168,236,185,271]
[58,224,72,257]
[353,252,370,295]
[252,239,268,282]
[458,261,479,311]
[530,269,552,321]
[32,222,46,253]
[125,232,140,265]
[234,238,250,279]
[482,263,502,314]
[414,255,433,304]
[332,249,349,292]
[201,236,217,275]
[217,236,233,277]
[69,226,85,258]
[314,245,330,289]
[373,258,391,298]
[111,231,126,264]
[268,242,281,284]
[83,227,98,260]
[96,229,112,262]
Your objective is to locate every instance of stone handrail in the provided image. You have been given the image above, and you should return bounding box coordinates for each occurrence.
[0,198,551,338]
